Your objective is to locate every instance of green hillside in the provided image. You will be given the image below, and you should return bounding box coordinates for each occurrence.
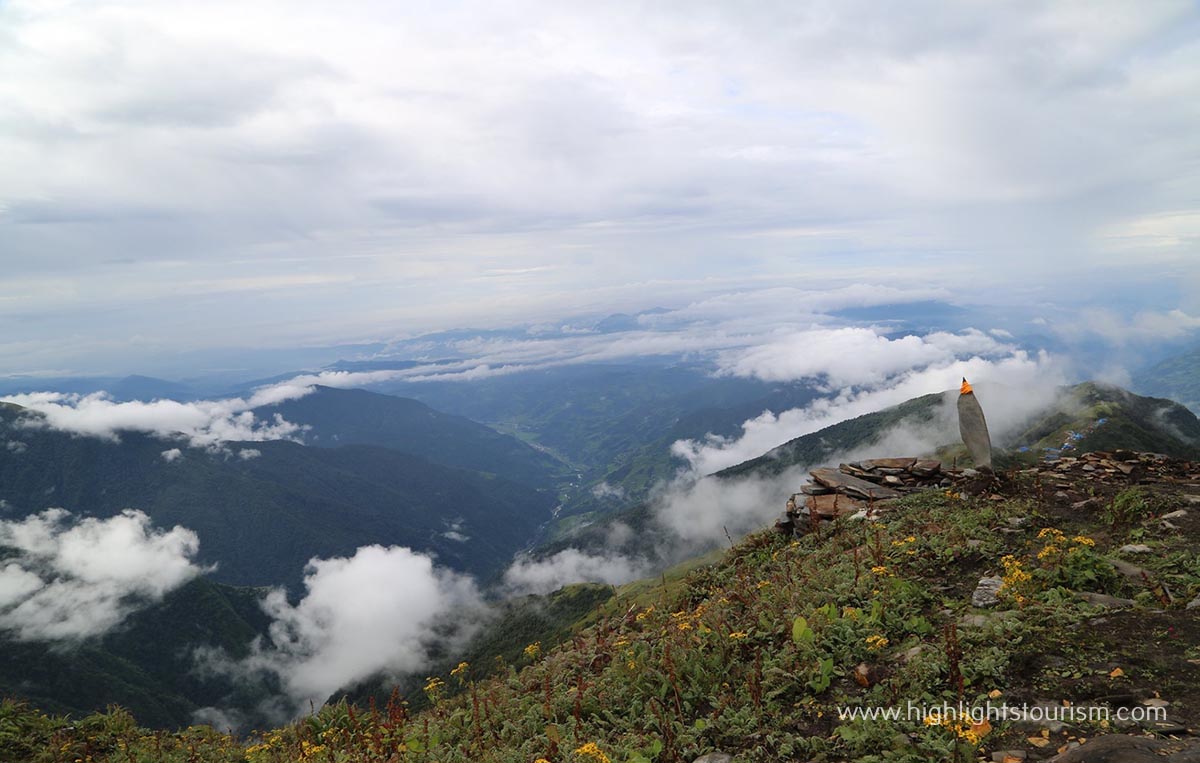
[0,578,271,729]
[258,386,569,489]
[0,406,557,586]
[1133,344,1200,415]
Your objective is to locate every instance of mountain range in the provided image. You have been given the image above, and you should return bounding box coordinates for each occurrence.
[2,374,1200,738]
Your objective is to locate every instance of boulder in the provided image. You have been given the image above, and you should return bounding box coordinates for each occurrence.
[971,576,1004,607]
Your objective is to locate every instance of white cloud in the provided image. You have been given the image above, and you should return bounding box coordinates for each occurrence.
[160,447,182,462]
[1054,308,1200,345]
[590,482,626,500]
[210,545,482,713]
[0,369,416,448]
[237,448,261,460]
[0,509,207,641]
[675,327,1063,475]
[717,328,1008,388]
[503,549,650,596]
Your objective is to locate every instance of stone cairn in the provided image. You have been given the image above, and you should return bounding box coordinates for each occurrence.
[776,457,957,535]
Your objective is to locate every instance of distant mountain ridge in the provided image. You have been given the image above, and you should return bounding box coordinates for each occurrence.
[1134,343,1200,416]
[255,386,569,489]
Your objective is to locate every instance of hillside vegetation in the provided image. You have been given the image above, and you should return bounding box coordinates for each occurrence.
[0,405,556,586]
[256,386,569,490]
[7,452,1200,762]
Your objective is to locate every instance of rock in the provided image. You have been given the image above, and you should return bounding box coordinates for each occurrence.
[805,493,866,519]
[809,467,901,500]
[1187,595,1200,610]
[911,459,942,476]
[1076,591,1136,609]
[993,751,1027,762]
[901,644,926,662]
[800,482,833,496]
[860,457,916,470]
[972,576,1004,608]
[1072,498,1100,510]
[883,475,905,486]
[1055,490,1071,501]
[1110,559,1150,582]
[692,755,733,763]
[1118,544,1152,554]
[1161,509,1188,519]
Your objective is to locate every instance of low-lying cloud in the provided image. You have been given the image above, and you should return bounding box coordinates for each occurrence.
[0,370,413,449]
[0,509,207,641]
[677,336,1062,476]
[503,548,651,596]
[200,544,483,718]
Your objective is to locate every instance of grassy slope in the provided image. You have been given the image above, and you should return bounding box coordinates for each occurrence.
[10,472,1200,762]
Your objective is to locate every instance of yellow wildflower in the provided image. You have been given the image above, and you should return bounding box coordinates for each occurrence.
[574,741,611,763]
[450,661,469,679]
[523,641,542,660]
[728,631,748,640]
[865,634,889,651]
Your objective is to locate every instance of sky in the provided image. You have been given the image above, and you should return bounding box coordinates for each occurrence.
[2,0,1200,376]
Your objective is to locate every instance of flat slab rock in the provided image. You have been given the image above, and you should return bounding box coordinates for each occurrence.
[858,457,917,470]
[805,493,866,518]
[810,467,901,500]
[1047,734,1200,762]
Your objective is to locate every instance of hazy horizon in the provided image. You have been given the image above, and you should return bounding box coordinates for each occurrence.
[2,1,1198,377]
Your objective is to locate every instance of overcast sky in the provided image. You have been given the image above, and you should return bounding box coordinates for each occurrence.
[2,0,1199,375]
